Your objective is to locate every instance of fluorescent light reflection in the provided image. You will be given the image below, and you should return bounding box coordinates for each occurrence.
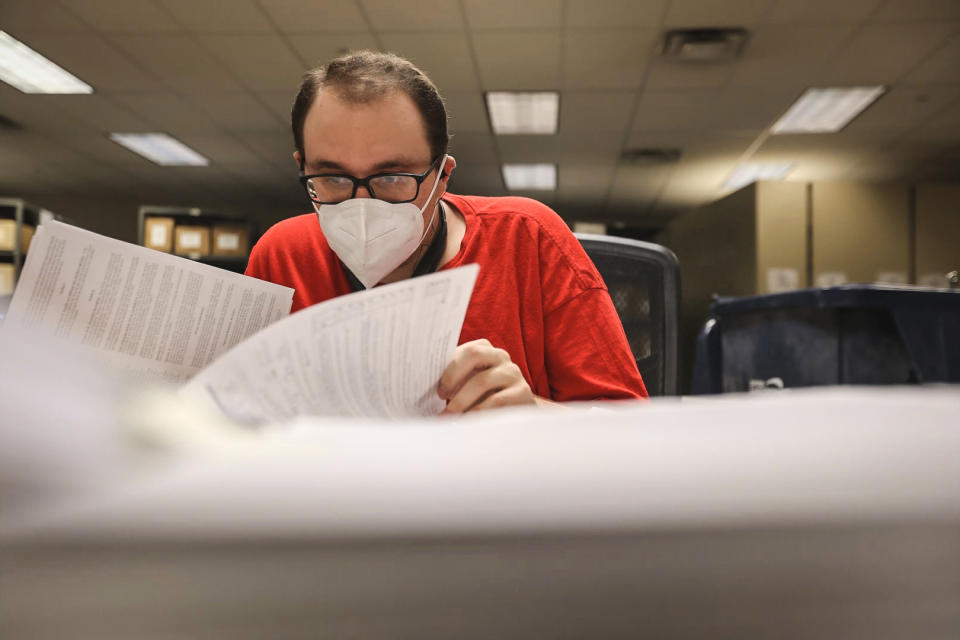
[724,163,794,191]
[0,31,93,94]
[486,92,559,135]
[503,163,557,190]
[772,87,885,134]
[110,133,210,166]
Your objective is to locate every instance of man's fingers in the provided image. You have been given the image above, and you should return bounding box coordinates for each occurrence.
[469,384,533,412]
[437,339,505,399]
[442,362,522,413]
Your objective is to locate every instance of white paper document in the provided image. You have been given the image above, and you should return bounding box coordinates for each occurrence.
[3,221,293,382]
[181,264,479,423]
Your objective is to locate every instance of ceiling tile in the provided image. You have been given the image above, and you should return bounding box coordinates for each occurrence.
[565,0,667,29]
[644,60,736,90]
[447,132,499,165]
[0,85,105,135]
[0,1,93,33]
[472,32,562,90]
[607,163,673,213]
[664,0,777,28]
[171,133,264,164]
[922,96,960,130]
[62,0,182,32]
[57,133,154,166]
[557,163,616,200]
[624,128,708,149]
[463,0,560,30]
[286,32,379,68]
[379,34,480,91]
[753,133,890,181]
[446,163,506,196]
[241,130,300,167]
[729,25,855,88]
[823,23,959,85]
[902,34,960,85]
[562,30,658,89]
[631,90,714,130]
[763,0,884,23]
[202,35,305,91]
[657,159,738,209]
[17,34,161,92]
[254,91,298,126]
[41,95,152,132]
[364,0,464,30]
[191,92,287,131]
[443,91,489,134]
[109,35,246,92]
[560,91,637,133]
[257,0,368,32]
[870,0,960,22]
[111,93,223,135]
[705,87,799,131]
[496,132,623,163]
[157,0,274,33]
[845,85,960,132]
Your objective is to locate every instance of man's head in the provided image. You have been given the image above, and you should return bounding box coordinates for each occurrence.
[292,50,449,166]
[291,51,458,287]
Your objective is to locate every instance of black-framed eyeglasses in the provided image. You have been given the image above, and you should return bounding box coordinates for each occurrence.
[299,156,442,205]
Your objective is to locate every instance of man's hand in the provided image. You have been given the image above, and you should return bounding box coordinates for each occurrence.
[438,339,551,413]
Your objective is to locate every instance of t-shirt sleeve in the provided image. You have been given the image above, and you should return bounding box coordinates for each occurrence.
[526,202,648,401]
[245,235,271,280]
[544,287,649,401]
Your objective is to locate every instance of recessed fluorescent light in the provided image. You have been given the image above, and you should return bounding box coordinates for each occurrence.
[110,133,210,167]
[503,163,557,190]
[772,86,885,134]
[486,92,559,135]
[723,163,793,191]
[0,31,93,94]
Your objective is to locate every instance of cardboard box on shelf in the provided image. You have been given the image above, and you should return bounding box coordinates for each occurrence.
[212,225,249,257]
[144,217,175,252]
[0,263,14,296]
[174,225,211,256]
[0,220,35,253]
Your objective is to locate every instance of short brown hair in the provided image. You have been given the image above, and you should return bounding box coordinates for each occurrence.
[292,50,449,164]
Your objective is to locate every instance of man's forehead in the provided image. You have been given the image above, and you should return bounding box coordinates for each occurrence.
[302,87,432,169]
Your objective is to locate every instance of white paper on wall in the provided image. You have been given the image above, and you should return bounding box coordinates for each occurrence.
[766,268,800,293]
[816,272,847,287]
[918,272,948,288]
[216,234,240,251]
[876,271,908,285]
[179,231,202,249]
[148,224,168,246]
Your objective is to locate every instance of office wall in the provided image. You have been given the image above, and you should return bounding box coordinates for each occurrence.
[755,181,808,293]
[660,185,757,391]
[811,183,911,285]
[915,183,960,286]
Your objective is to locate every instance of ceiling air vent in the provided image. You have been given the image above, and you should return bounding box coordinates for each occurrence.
[620,148,682,164]
[0,113,21,130]
[660,28,748,62]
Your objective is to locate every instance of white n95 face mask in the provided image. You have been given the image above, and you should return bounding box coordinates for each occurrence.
[314,156,446,289]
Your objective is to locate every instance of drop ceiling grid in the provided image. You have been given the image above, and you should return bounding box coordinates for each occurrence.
[0,0,956,223]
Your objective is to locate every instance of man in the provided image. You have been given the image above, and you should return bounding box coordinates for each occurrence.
[246,50,647,413]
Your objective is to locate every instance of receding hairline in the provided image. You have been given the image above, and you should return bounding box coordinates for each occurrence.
[291,50,450,162]
[305,85,433,149]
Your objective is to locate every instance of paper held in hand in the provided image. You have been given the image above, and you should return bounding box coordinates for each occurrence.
[3,221,478,423]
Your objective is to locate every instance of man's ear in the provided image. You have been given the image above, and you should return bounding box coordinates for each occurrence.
[441,155,457,181]
[293,150,303,170]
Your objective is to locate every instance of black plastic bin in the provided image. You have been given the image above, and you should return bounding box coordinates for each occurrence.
[692,285,960,394]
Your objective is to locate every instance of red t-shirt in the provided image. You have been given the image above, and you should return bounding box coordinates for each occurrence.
[246,193,648,401]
